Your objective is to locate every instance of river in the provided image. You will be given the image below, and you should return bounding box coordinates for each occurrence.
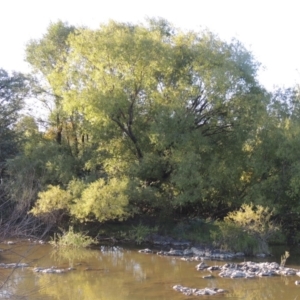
[0,241,300,299]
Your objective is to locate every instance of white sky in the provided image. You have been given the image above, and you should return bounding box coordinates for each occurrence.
[1,0,300,91]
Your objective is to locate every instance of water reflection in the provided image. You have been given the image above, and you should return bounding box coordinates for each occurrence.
[51,247,101,268]
[224,276,300,299]
[1,243,300,299]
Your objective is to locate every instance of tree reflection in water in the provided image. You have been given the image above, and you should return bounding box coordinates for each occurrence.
[2,242,300,299]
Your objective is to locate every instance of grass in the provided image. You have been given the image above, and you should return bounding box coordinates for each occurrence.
[280,251,290,267]
[49,226,98,248]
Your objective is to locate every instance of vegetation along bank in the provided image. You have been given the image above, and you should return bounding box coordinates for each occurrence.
[1,19,299,254]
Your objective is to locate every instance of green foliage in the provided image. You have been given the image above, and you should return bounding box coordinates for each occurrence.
[30,185,72,216]
[0,69,29,167]
[5,18,299,241]
[54,18,267,218]
[211,203,278,254]
[240,88,300,242]
[49,226,97,248]
[129,223,158,245]
[71,178,129,222]
[14,116,39,138]
[26,20,75,76]
[5,138,82,231]
[225,203,278,240]
[20,19,272,228]
[0,69,37,235]
[211,221,258,255]
[30,178,129,224]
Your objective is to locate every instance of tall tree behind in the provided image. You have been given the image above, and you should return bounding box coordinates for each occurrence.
[0,69,29,177]
[26,21,77,148]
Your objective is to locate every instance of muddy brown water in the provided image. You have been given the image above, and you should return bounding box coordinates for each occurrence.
[0,241,300,299]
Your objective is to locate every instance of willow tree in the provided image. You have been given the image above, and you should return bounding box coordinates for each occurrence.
[30,19,269,223]
[26,21,81,149]
[25,21,93,189]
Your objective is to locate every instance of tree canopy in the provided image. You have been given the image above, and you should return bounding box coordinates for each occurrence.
[3,19,300,242]
[22,19,271,223]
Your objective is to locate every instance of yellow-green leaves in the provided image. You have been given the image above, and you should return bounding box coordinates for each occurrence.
[213,203,278,254]
[25,19,270,224]
[225,203,276,235]
[31,178,129,223]
[71,178,129,222]
[30,185,72,216]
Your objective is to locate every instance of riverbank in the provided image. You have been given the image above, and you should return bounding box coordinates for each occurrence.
[84,215,283,257]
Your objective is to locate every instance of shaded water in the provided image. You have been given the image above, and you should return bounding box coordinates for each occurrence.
[1,241,300,299]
